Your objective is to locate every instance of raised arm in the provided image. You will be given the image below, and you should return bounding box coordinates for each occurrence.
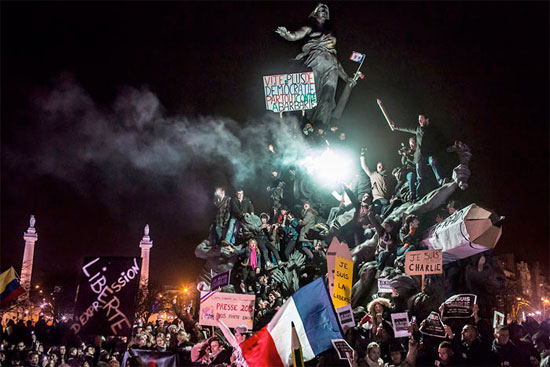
[275,26,312,41]
[359,149,374,177]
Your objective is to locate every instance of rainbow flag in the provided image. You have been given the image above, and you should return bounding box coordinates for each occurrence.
[0,267,25,307]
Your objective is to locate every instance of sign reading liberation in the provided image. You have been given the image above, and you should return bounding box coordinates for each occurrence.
[263,72,317,113]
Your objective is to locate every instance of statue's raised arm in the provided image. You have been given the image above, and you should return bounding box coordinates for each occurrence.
[275,26,312,42]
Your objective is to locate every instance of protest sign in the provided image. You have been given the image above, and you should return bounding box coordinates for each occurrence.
[122,349,176,367]
[419,311,446,338]
[377,278,393,294]
[336,304,356,329]
[327,239,353,309]
[391,312,410,338]
[71,257,141,336]
[263,72,317,113]
[423,204,503,264]
[442,294,477,319]
[210,269,231,290]
[199,291,255,329]
[405,249,443,276]
[333,255,353,309]
[493,311,505,329]
[331,339,354,361]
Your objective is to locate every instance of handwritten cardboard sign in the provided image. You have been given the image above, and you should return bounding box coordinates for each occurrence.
[333,255,354,309]
[72,257,141,336]
[263,72,317,112]
[199,291,255,329]
[405,249,443,276]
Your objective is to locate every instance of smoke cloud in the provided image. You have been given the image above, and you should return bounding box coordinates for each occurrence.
[5,74,313,216]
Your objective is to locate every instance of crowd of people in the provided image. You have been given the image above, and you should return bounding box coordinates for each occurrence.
[2,298,550,366]
[2,103,548,367]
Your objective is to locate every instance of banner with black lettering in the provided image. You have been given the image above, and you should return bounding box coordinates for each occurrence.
[441,294,477,319]
[72,256,142,336]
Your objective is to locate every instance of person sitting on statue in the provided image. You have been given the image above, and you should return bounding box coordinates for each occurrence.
[276,3,357,126]
[226,238,261,293]
[397,214,423,258]
[368,209,399,277]
[360,147,393,215]
[222,189,254,246]
[389,114,445,198]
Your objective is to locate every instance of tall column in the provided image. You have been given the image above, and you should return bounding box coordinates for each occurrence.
[21,215,38,295]
[139,224,153,291]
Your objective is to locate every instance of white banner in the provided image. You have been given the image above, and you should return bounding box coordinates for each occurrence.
[263,72,317,112]
[199,291,255,329]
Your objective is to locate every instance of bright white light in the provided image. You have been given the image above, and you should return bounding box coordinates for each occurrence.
[297,147,355,188]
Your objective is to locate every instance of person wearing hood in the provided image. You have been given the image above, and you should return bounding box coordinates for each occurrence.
[360,148,393,215]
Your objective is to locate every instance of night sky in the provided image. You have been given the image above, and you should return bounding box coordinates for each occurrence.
[2,2,548,295]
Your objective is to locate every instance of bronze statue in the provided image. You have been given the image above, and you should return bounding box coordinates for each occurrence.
[276,3,358,126]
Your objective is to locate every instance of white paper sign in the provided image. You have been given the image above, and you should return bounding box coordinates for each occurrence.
[391,312,410,338]
[336,304,356,329]
[377,278,393,293]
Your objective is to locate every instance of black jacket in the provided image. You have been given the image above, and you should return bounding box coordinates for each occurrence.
[230,197,254,220]
[394,124,439,163]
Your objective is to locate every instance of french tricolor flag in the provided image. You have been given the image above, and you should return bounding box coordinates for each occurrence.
[240,278,342,367]
[349,51,365,63]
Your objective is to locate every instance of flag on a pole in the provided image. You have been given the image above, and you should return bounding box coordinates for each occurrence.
[0,267,25,307]
[349,51,365,63]
[291,322,304,367]
[240,278,342,367]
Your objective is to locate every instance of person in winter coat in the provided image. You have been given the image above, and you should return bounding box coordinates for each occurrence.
[227,238,261,293]
[222,189,254,246]
[211,187,231,245]
[280,211,300,261]
[299,202,317,261]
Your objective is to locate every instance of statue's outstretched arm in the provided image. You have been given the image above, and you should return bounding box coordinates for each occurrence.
[275,26,312,41]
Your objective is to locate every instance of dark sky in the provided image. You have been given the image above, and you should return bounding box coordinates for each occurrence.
[2,2,548,293]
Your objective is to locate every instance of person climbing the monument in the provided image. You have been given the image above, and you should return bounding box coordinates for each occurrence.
[280,209,300,261]
[276,3,358,126]
[360,147,393,215]
[298,201,317,261]
[388,114,446,198]
[222,189,254,246]
[397,137,417,201]
[211,187,231,246]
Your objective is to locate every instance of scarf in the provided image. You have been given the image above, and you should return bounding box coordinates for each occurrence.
[250,250,257,270]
